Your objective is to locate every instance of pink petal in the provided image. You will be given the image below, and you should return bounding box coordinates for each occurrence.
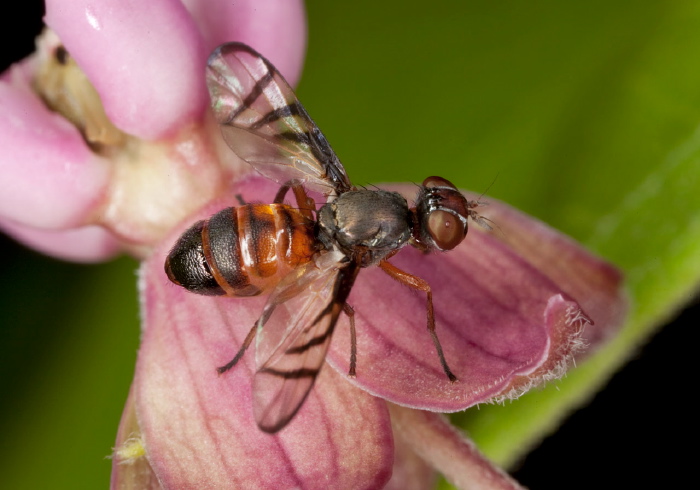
[133,176,393,488]
[45,0,209,140]
[385,421,437,490]
[110,387,161,489]
[471,194,627,350]
[0,67,111,228]
[389,405,524,490]
[182,0,307,86]
[0,218,120,263]
[324,184,625,410]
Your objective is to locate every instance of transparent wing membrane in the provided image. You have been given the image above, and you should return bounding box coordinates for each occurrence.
[206,43,353,196]
[251,251,357,432]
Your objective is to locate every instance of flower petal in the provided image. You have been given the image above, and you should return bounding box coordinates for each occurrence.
[0,218,120,263]
[133,176,393,488]
[111,386,161,489]
[324,184,625,410]
[388,404,524,490]
[0,65,111,228]
[385,420,437,490]
[470,193,628,350]
[45,0,209,140]
[182,0,307,86]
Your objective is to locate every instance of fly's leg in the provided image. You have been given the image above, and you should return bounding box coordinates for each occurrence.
[274,182,316,221]
[217,323,257,374]
[292,185,317,221]
[273,184,290,203]
[343,303,357,377]
[378,260,457,382]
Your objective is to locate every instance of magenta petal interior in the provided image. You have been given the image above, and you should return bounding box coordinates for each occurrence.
[45,0,208,140]
[135,183,393,488]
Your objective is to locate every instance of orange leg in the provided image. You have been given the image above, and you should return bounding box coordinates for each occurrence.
[343,303,357,377]
[378,260,457,382]
[274,183,316,221]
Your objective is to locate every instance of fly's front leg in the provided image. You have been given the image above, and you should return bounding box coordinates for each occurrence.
[378,260,457,382]
[343,303,357,377]
[274,181,316,222]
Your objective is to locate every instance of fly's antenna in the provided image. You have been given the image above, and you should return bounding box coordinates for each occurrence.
[475,172,499,205]
[467,173,506,238]
[472,213,498,232]
[467,205,505,238]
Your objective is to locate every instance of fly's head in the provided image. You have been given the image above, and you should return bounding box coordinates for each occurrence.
[411,176,488,252]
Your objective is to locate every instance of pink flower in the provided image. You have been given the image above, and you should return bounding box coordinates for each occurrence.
[0,0,305,260]
[0,1,626,488]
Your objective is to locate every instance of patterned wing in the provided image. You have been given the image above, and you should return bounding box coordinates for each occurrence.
[252,251,359,433]
[206,43,353,197]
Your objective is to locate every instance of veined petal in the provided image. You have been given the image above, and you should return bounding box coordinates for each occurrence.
[388,404,524,490]
[0,67,111,229]
[45,0,209,140]
[471,193,628,351]
[182,0,307,86]
[385,420,437,490]
[132,176,392,488]
[110,387,160,489]
[324,184,626,410]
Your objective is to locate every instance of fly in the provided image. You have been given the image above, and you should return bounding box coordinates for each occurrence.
[165,43,489,432]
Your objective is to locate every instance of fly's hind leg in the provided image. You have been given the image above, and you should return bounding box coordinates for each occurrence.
[378,260,457,382]
[217,323,257,374]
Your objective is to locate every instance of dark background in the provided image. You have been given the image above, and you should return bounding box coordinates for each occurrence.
[1,2,695,489]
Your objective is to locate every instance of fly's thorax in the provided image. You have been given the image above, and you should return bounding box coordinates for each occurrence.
[317,189,412,266]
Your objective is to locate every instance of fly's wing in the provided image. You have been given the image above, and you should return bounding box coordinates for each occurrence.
[252,251,359,433]
[207,43,353,197]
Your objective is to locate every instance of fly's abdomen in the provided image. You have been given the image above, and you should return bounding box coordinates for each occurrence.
[165,204,316,297]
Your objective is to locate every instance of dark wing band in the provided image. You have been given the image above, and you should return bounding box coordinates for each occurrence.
[252,251,359,432]
[206,43,353,197]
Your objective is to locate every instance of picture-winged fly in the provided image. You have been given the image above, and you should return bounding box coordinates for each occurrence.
[164,43,489,433]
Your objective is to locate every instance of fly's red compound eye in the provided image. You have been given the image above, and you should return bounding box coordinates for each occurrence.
[422,176,457,189]
[427,209,466,250]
